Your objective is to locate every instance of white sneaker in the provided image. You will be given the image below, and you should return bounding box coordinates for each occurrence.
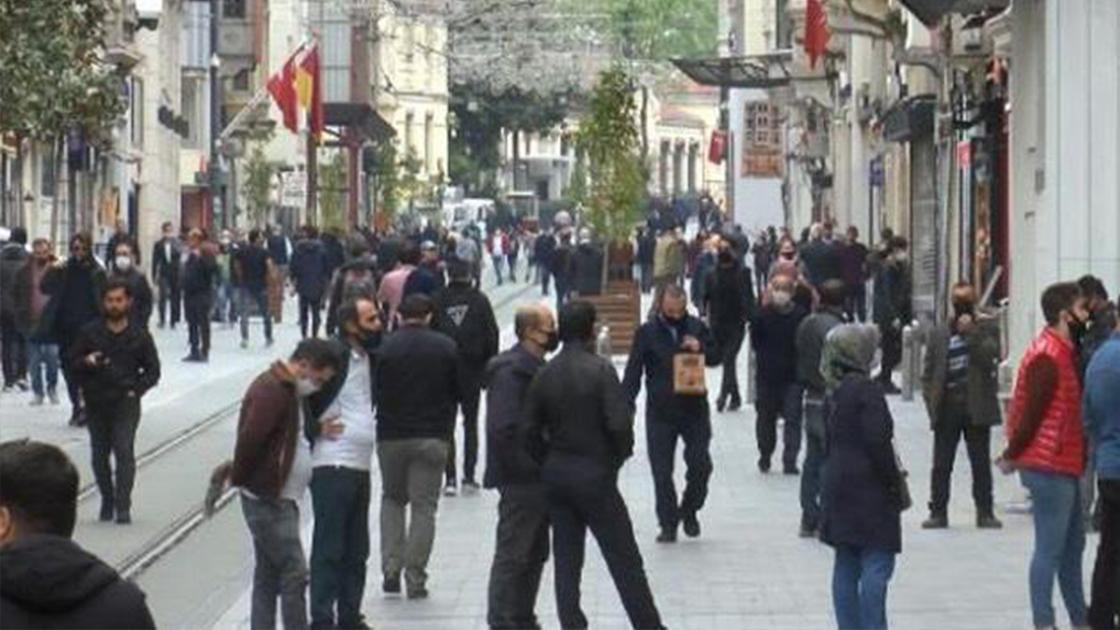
[443,483,458,497]
[29,395,44,406]
[48,389,60,405]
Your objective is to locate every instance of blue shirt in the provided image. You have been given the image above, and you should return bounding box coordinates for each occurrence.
[1083,331,1120,479]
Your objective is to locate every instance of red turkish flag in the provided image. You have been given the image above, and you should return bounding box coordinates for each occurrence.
[805,0,831,70]
[709,130,727,164]
[267,48,301,133]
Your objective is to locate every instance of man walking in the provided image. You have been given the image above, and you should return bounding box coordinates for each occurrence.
[623,285,720,543]
[535,229,556,296]
[704,237,755,412]
[490,229,507,286]
[431,259,500,494]
[485,305,557,630]
[182,229,219,362]
[151,221,183,329]
[69,279,161,524]
[920,282,1003,530]
[0,227,29,392]
[375,294,460,599]
[1083,314,1120,629]
[997,282,1089,630]
[794,279,847,537]
[12,238,61,406]
[839,226,869,322]
[235,229,275,348]
[306,298,381,630]
[231,339,341,630]
[873,237,911,393]
[526,301,664,630]
[290,226,331,339]
[108,240,154,329]
[50,232,107,426]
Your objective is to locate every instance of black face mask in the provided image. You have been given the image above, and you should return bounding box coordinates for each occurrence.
[1068,311,1087,344]
[952,301,975,319]
[718,250,734,264]
[357,326,381,352]
[542,331,560,353]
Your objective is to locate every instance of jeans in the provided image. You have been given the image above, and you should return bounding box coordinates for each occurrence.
[310,466,370,628]
[832,544,895,630]
[1089,478,1120,629]
[801,392,829,529]
[487,483,550,630]
[539,267,552,296]
[239,289,274,343]
[377,438,448,590]
[185,295,212,358]
[446,382,482,483]
[715,327,745,406]
[27,342,59,397]
[1020,469,1088,628]
[299,294,322,339]
[646,415,712,530]
[240,494,309,630]
[0,312,27,386]
[492,255,504,285]
[87,397,140,512]
[929,396,994,515]
[755,382,803,469]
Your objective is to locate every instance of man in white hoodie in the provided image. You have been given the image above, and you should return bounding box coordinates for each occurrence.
[306,296,382,630]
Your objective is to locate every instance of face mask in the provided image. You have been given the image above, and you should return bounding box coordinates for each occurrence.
[771,290,792,308]
[952,300,975,319]
[542,330,560,353]
[894,253,908,264]
[295,377,321,397]
[718,250,734,264]
[115,256,132,271]
[780,251,795,261]
[1068,311,1087,343]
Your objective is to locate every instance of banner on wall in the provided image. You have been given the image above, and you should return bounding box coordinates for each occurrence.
[741,100,784,178]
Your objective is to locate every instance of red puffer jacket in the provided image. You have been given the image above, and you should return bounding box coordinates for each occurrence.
[1005,328,1085,477]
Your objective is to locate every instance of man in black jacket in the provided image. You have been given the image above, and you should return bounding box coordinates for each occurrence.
[375,294,460,599]
[431,258,500,494]
[69,279,161,524]
[484,304,556,630]
[704,237,755,411]
[526,301,663,630]
[234,229,275,348]
[291,226,331,339]
[182,228,219,362]
[873,236,912,393]
[0,440,156,628]
[623,284,720,542]
[51,232,107,426]
[151,221,182,328]
[794,279,848,537]
[549,231,574,313]
[534,229,556,296]
[108,240,154,330]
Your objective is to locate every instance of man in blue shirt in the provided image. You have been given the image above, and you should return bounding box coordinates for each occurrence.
[1083,320,1120,629]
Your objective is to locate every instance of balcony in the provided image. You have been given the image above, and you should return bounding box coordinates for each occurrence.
[104,0,143,70]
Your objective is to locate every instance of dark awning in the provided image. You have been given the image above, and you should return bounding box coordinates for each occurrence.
[324,103,396,143]
[881,94,937,143]
[671,56,790,89]
[897,0,1010,27]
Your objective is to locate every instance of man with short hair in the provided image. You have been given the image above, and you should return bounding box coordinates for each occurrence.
[375,294,461,599]
[109,240,154,329]
[997,282,1090,630]
[232,338,342,630]
[12,238,60,406]
[526,301,664,630]
[0,226,29,392]
[69,279,161,524]
[182,228,219,361]
[152,221,183,329]
[50,232,106,425]
[873,236,912,393]
[485,305,556,630]
[839,226,869,322]
[235,229,276,348]
[0,440,156,627]
[291,225,331,339]
[377,242,421,327]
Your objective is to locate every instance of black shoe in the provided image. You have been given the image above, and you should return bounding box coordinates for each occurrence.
[682,514,701,538]
[406,585,429,600]
[879,380,902,395]
[758,457,771,474]
[115,510,131,525]
[182,353,204,363]
[727,398,742,412]
[99,500,114,522]
[783,464,800,476]
[382,573,401,594]
[655,527,677,543]
[461,478,480,495]
[977,513,1003,529]
[69,410,87,428]
[716,396,726,413]
[798,523,818,538]
[921,513,948,529]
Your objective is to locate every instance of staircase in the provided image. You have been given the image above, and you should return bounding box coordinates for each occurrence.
[582,280,642,354]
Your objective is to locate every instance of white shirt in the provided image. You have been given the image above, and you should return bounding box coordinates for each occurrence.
[164,241,172,263]
[311,348,376,470]
[491,235,504,257]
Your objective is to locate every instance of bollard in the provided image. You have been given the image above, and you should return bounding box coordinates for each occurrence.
[901,322,916,401]
[596,325,613,358]
[746,348,756,404]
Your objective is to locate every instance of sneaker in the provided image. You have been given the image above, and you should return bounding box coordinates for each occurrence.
[182,354,204,363]
[880,380,902,395]
[48,389,59,405]
[655,527,677,543]
[716,396,727,413]
[461,479,480,495]
[406,585,429,600]
[682,514,701,538]
[69,410,87,428]
[921,514,948,529]
[977,513,1003,529]
[15,379,29,392]
[783,464,800,476]
[443,482,458,497]
[727,399,742,412]
[29,395,44,406]
[382,573,401,594]
[115,511,132,525]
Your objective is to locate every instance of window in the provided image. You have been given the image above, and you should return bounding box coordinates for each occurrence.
[403,24,415,62]
[130,77,144,148]
[223,0,246,19]
[181,75,203,149]
[424,113,433,173]
[232,68,251,92]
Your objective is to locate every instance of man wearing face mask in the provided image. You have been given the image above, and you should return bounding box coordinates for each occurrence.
[230,338,342,630]
[109,241,154,330]
[48,232,107,426]
[872,237,912,394]
[750,274,810,474]
[919,282,1003,530]
[623,284,721,542]
[304,298,381,630]
[704,237,755,412]
[151,221,183,329]
[484,305,557,630]
[68,279,161,524]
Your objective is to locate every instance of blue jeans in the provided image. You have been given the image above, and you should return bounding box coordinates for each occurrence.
[832,545,895,630]
[27,342,59,397]
[1020,469,1088,628]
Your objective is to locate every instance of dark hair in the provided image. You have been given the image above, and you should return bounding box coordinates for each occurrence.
[559,300,597,343]
[69,232,92,251]
[514,307,544,339]
[0,440,79,537]
[103,277,133,299]
[399,241,422,266]
[249,228,262,244]
[112,238,134,255]
[1077,275,1108,302]
[9,226,27,245]
[1041,282,1081,326]
[818,279,847,308]
[398,293,434,321]
[290,338,344,371]
[890,236,909,251]
[336,296,376,331]
[657,283,688,311]
[447,258,471,281]
[161,221,174,231]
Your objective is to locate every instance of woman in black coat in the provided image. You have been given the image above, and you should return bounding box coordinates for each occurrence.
[819,323,904,630]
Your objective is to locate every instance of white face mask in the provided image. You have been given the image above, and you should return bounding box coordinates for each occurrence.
[295,377,321,397]
[770,290,792,308]
[115,256,132,271]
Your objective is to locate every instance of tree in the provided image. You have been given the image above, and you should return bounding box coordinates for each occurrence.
[243,143,276,228]
[318,151,347,231]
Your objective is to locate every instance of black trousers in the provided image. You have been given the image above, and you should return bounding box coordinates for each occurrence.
[715,327,745,405]
[845,284,867,322]
[487,483,550,630]
[299,294,322,339]
[878,324,902,382]
[1089,479,1120,630]
[185,295,212,358]
[157,277,181,326]
[540,267,552,296]
[929,397,994,515]
[755,382,803,469]
[447,382,482,483]
[0,312,27,386]
[647,415,712,530]
[87,396,140,512]
[57,338,82,413]
[639,263,654,294]
[309,466,371,629]
[543,458,662,630]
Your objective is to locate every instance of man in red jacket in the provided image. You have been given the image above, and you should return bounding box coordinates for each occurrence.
[997,281,1090,630]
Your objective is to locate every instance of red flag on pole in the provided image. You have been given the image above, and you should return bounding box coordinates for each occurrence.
[267,47,301,133]
[297,44,325,143]
[805,0,830,70]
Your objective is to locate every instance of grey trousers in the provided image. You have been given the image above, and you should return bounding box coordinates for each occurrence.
[240,494,309,630]
[487,483,550,629]
[377,438,448,589]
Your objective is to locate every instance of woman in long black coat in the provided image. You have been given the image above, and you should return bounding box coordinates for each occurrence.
[819,323,904,630]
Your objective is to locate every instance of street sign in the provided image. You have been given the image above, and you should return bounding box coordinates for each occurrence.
[280,170,306,207]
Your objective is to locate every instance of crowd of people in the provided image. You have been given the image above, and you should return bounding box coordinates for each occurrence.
[0,211,1118,630]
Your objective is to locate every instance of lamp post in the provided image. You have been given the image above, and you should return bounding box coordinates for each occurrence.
[209,47,224,230]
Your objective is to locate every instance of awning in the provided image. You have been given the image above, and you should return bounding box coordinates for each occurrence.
[897,0,1010,27]
[671,55,790,89]
[881,94,937,143]
[324,103,396,143]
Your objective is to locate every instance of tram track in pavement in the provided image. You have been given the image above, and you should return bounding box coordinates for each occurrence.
[112,280,540,584]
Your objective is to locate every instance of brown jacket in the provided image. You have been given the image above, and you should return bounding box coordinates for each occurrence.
[231,362,301,499]
[921,318,1002,430]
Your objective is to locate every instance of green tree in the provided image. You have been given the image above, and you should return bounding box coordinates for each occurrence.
[318,152,347,231]
[243,143,276,228]
[369,140,400,221]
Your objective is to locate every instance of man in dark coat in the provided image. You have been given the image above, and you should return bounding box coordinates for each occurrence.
[534,229,556,296]
[49,232,107,425]
[525,300,664,630]
[570,229,604,297]
[484,304,556,630]
[108,240,154,330]
[151,221,182,328]
[232,229,275,348]
[839,226,870,321]
[636,227,656,294]
[623,284,720,542]
[0,227,29,391]
[431,258,500,493]
[549,231,574,313]
[0,440,156,629]
[181,229,219,362]
[704,238,755,411]
[873,236,912,393]
[290,226,331,339]
[920,282,1003,529]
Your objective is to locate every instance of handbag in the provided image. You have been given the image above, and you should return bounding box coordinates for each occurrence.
[892,441,913,512]
[672,352,707,396]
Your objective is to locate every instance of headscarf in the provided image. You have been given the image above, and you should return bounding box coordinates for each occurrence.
[821,323,881,392]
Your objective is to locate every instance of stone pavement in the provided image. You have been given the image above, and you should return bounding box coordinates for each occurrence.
[211,292,1104,630]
